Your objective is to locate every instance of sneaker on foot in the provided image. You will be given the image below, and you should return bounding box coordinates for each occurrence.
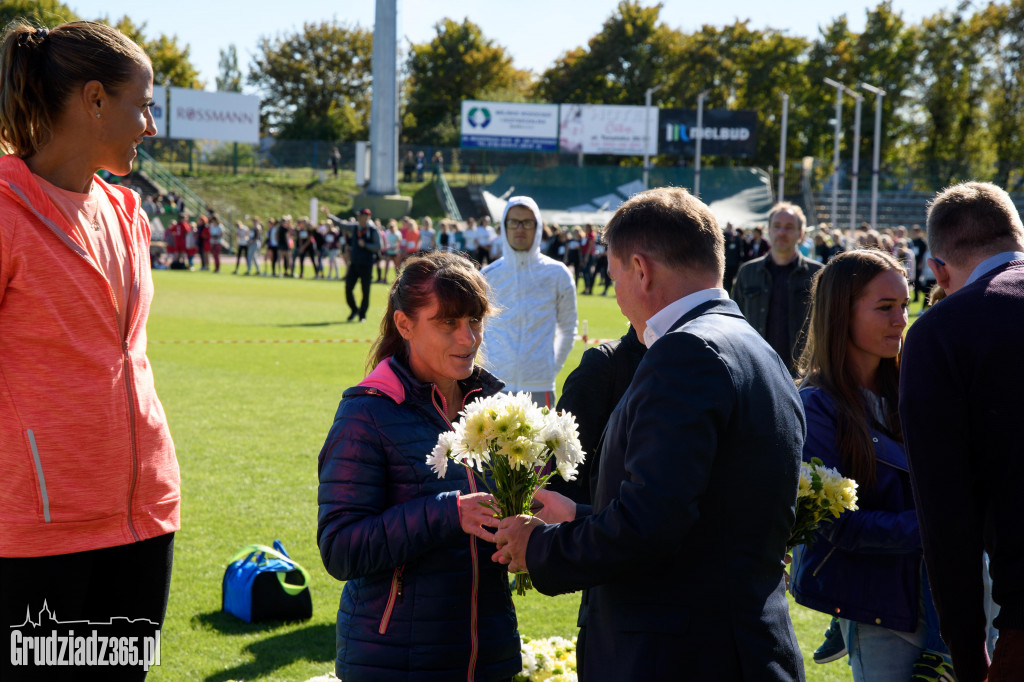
[813,618,846,664]
[911,651,956,682]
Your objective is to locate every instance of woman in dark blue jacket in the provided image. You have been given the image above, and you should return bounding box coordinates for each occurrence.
[317,251,521,681]
[791,250,952,681]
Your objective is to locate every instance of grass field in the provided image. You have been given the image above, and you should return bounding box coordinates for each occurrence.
[142,267,921,680]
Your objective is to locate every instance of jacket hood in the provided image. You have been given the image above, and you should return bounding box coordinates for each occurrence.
[358,357,407,403]
[499,196,543,263]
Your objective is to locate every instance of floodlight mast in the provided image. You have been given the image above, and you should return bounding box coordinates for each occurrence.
[847,87,863,240]
[694,90,709,199]
[823,78,845,238]
[778,92,789,200]
[643,85,663,190]
[861,83,887,230]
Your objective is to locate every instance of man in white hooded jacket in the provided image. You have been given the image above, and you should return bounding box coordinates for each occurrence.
[482,196,578,408]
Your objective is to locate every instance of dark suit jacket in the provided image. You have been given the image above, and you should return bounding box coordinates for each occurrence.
[526,298,806,681]
[899,260,1024,682]
[549,326,647,505]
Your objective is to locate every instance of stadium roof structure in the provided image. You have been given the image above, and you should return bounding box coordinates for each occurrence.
[482,165,774,228]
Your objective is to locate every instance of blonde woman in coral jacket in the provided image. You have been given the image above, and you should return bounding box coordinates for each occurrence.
[0,20,178,680]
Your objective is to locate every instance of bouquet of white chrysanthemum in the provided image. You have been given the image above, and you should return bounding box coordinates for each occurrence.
[427,391,585,594]
[514,636,578,682]
[788,457,859,551]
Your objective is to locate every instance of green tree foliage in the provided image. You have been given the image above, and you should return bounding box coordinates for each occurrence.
[0,4,200,88]
[726,27,813,168]
[405,18,529,145]
[0,0,78,28]
[100,15,203,88]
[906,8,987,187]
[217,44,242,92]
[803,4,917,184]
[143,33,202,88]
[248,20,372,141]
[534,1,682,105]
[977,0,1024,189]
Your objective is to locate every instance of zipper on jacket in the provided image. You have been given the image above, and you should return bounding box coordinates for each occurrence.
[465,464,480,682]
[122,341,141,541]
[26,430,51,523]
[13,182,147,536]
[10,182,129,325]
[812,546,837,578]
[430,385,481,681]
[378,565,405,635]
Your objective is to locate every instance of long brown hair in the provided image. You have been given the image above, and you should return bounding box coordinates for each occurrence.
[797,249,906,489]
[0,20,149,157]
[368,251,493,373]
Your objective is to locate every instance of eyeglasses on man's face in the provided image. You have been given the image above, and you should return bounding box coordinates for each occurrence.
[506,219,537,231]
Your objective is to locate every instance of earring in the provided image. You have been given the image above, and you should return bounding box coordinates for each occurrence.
[95,113,101,119]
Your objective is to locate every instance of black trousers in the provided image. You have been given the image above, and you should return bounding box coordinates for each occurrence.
[345,263,373,316]
[1,533,174,681]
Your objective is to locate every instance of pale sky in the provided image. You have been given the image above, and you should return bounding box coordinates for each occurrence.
[64,0,955,91]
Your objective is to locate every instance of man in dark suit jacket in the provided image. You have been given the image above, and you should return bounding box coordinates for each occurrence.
[495,187,806,681]
[899,181,1024,682]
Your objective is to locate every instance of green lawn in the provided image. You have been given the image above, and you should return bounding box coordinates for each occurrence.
[144,267,898,680]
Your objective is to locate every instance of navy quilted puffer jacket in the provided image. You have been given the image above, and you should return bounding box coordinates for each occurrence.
[317,356,521,681]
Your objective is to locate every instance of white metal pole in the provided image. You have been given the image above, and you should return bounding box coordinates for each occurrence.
[694,91,707,199]
[862,83,886,230]
[643,85,662,190]
[824,78,844,236]
[848,89,862,241]
[369,0,399,196]
[778,93,789,201]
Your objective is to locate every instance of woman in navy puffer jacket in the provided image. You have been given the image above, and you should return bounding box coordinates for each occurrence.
[318,251,521,681]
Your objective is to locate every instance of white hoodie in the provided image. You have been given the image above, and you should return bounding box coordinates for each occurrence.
[481,197,578,393]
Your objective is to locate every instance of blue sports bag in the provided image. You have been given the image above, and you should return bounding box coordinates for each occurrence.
[222,540,312,623]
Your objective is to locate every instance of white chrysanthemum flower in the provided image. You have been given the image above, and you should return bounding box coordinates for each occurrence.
[427,430,456,477]
[498,435,538,469]
[462,408,495,454]
[541,412,585,471]
[556,457,578,482]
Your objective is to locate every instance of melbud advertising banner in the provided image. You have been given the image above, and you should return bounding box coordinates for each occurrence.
[658,109,758,157]
[168,88,260,144]
[460,100,559,151]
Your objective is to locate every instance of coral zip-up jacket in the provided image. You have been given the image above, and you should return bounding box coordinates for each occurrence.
[0,156,180,558]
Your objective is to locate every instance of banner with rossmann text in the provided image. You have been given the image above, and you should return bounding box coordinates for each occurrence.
[559,104,659,156]
[168,89,260,144]
[460,101,559,151]
[658,109,758,157]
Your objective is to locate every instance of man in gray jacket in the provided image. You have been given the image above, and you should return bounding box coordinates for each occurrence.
[731,202,822,375]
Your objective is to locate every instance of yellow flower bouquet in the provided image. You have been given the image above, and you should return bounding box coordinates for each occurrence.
[428,391,585,594]
[788,457,859,551]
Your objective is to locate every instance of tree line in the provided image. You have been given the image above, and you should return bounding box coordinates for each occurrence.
[11,0,1024,190]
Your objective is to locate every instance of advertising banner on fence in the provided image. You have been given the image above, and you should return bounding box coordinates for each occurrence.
[150,85,167,138]
[460,100,559,151]
[658,109,758,157]
[559,104,659,156]
[168,88,260,144]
